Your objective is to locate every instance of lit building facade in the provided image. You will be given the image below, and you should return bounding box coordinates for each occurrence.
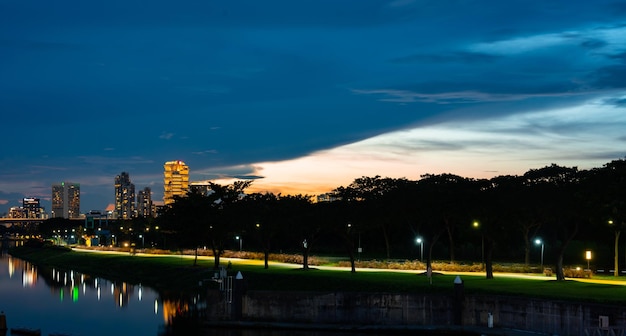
[22,197,45,218]
[51,182,81,218]
[189,180,215,196]
[137,187,153,218]
[8,207,27,218]
[163,160,189,205]
[114,172,136,219]
[316,192,341,203]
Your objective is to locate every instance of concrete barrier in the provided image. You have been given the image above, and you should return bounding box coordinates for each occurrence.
[204,291,626,335]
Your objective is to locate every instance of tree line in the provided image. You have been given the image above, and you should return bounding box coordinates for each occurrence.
[154,159,625,281]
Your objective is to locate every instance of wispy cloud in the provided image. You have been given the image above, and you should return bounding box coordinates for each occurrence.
[192,150,218,155]
[159,132,174,140]
[351,89,597,104]
[469,26,626,56]
[390,51,499,64]
[76,156,154,166]
[243,93,626,195]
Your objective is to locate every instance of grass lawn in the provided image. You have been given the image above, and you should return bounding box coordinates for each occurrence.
[9,245,626,304]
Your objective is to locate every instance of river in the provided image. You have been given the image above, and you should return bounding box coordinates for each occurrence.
[0,241,177,336]
[0,242,476,336]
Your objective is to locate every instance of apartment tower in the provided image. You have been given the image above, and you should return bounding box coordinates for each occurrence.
[163,160,189,205]
[51,182,80,218]
[114,172,136,219]
[23,197,43,218]
[137,187,153,218]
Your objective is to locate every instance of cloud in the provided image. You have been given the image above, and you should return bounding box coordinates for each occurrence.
[192,164,263,181]
[390,51,499,64]
[233,175,264,180]
[159,132,174,140]
[469,25,626,56]
[77,156,154,166]
[602,96,626,107]
[192,150,218,155]
[351,89,597,104]
[241,93,626,197]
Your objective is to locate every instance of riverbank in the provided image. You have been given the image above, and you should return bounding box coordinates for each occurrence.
[8,245,626,304]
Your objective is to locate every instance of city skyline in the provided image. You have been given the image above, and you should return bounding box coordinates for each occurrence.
[1,1,626,213]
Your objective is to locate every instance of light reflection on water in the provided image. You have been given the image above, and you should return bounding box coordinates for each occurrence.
[0,242,472,336]
[0,242,192,336]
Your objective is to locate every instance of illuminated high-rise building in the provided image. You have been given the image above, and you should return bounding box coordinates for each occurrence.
[51,182,80,218]
[163,160,189,205]
[22,197,44,218]
[137,187,153,218]
[114,172,136,219]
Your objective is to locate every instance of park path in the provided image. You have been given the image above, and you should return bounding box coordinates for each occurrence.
[72,247,626,286]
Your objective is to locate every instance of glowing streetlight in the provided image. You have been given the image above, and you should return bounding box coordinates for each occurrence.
[608,220,620,277]
[535,238,544,270]
[416,237,423,262]
[235,235,242,251]
[473,221,484,269]
[585,250,592,271]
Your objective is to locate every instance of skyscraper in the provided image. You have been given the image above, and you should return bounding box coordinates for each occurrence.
[163,160,189,205]
[137,187,153,218]
[114,172,136,219]
[51,182,80,218]
[22,197,43,218]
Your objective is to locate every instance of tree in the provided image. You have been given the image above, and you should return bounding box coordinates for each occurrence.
[334,176,410,259]
[157,181,252,267]
[281,195,316,270]
[470,177,508,279]
[158,191,213,266]
[524,164,582,281]
[317,200,358,272]
[205,181,252,269]
[584,159,626,276]
[416,174,475,263]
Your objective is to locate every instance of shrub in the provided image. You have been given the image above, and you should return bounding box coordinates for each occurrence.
[563,268,593,278]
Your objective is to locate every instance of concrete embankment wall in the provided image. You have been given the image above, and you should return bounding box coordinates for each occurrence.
[206,290,626,335]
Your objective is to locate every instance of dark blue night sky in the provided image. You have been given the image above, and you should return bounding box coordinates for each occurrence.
[1,0,625,213]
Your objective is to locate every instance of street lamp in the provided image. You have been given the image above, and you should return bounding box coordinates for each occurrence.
[535,238,544,270]
[235,235,242,251]
[608,220,620,277]
[473,221,484,269]
[416,237,423,262]
[585,250,592,271]
[139,234,144,248]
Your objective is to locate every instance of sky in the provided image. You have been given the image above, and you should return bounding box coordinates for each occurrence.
[1,0,626,214]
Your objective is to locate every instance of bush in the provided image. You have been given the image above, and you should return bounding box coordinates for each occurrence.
[563,268,593,278]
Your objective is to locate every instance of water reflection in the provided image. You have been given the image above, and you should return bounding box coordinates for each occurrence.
[0,241,201,336]
[0,242,412,336]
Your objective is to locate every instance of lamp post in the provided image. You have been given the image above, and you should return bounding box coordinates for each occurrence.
[416,237,423,262]
[235,235,242,251]
[358,231,362,262]
[609,220,620,277]
[585,250,592,271]
[535,238,544,270]
[473,221,484,269]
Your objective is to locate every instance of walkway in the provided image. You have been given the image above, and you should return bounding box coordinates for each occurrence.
[72,247,626,286]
